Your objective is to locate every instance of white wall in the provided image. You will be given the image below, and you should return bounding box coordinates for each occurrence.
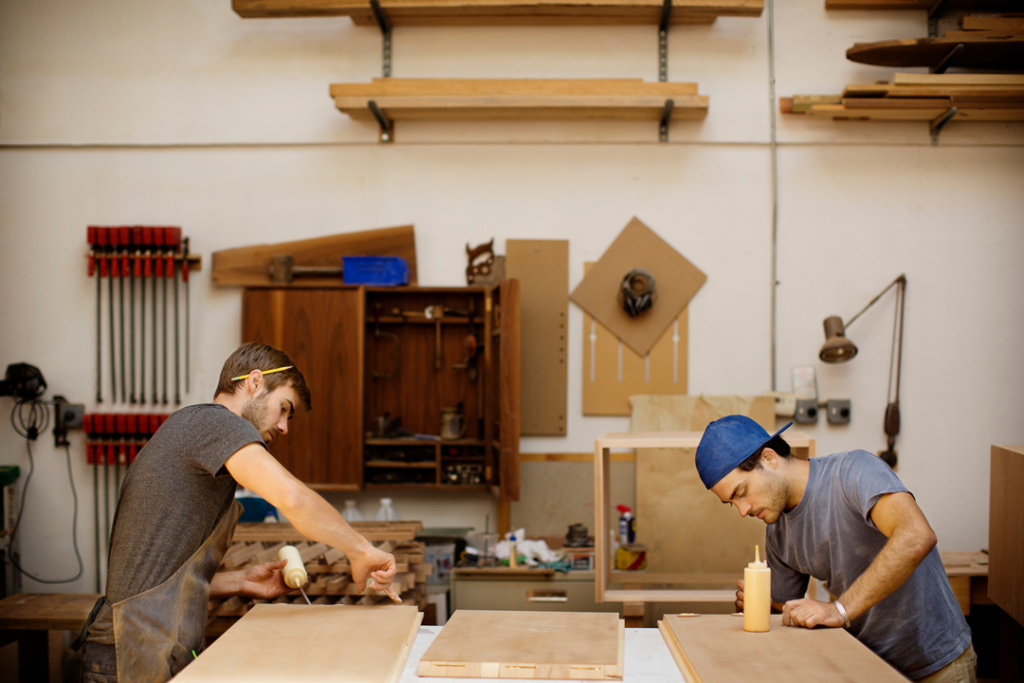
[1,0,1022,595]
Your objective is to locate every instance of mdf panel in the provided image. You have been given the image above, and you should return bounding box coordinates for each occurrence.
[989,444,1024,626]
[242,288,363,488]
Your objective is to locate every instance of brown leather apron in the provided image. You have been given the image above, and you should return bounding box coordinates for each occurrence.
[83,500,241,683]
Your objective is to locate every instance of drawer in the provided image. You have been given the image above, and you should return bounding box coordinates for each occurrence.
[452,579,622,614]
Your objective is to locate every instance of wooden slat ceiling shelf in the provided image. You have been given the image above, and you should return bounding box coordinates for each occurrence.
[233,0,763,26]
[825,0,1021,11]
[330,78,708,121]
[781,72,1024,123]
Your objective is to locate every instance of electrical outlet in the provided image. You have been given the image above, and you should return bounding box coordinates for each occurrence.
[764,392,797,417]
[827,399,851,425]
[794,399,818,424]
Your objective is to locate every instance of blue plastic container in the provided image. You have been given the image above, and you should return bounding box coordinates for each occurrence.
[342,256,410,286]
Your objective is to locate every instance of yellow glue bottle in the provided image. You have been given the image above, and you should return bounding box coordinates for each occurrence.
[277,545,308,589]
[743,545,771,633]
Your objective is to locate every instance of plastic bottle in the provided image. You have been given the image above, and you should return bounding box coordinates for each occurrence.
[342,500,364,522]
[508,534,519,568]
[743,545,771,633]
[616,504,635,545]
[375,497,398,521]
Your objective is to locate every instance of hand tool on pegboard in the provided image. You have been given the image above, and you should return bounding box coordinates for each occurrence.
[182,237,191,394]
[153,228,164,405]
[166,227,182,405]
[83,413,101,592]
[390,306,444,369]
[141,227,153,405]
[113,229,127,403]
[88,228,103,404]
[101,228,118,402]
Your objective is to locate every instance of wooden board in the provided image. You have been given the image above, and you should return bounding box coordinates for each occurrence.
[846,36,1024,69]
[234,0,763,24]
[632,395,775,575]
[989,444,1024,627]
[176,604,421,682]
[505,240,568,435]
[962,15,1024,32]
[0,593,102,631]
[581,261,688,416]
[232,521,423,543]
[891,72,1024,86]
[212,225,417,287]
[331,80,707,122]
[418,610,624,679]
[571,217,706,358]
[806,105,1024,120]
[658,614,907,682]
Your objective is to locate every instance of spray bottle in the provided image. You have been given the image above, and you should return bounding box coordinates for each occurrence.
[616,504,635,545]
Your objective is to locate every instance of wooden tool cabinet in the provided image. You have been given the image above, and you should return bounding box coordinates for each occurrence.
[241,282,520,500]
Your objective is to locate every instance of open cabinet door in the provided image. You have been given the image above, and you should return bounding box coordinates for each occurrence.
[242,288,364,490]
[498,278,521,502]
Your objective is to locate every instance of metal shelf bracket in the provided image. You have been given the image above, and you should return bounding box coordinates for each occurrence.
[927,0,951,38]
[659,99,675,142]
[370,0,393,78]
[368,99,395,143]
[658,0,672,82]
[929,106,957,145]
[932,43,964,74]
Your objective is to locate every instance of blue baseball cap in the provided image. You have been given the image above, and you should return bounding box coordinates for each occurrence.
[695,415,793,489]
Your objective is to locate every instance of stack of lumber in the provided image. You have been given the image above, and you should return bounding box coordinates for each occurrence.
[845,14,1024,68]
[233,0,762,26]
[206,521,432,635]
[330,78,708,121]
[781,72,1024,122]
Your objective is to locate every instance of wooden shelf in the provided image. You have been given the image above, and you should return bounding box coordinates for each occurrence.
[364,460,438,468]
[782,73,1024,125]
[330,79,708,122]
[825,0,1019,11]
[234,0,762,25]
[365,438,440,446]
[367,316,483,324]
[365,483,488,492]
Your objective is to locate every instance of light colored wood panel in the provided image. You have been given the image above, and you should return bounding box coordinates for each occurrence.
[520,451,635,461]
[892,72,1024,86]
[506,240,568,436]
[605,589,735,602]
[212,225,417,288]
[806,105,1024,121]
[334,97,708,121]
[418,610,624,679]
[331,78,700,96]
[175,604,422,683]
[989,444,1024,627]
[659,614,908,682]
[961,16,1024,32]
[582,258,688,416]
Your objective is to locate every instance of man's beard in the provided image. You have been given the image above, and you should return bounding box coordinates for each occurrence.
[241,389,271,437]
[759,464,790,524]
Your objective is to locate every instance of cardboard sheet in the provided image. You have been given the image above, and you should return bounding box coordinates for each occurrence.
[631,395,775,575]
[173,604,422,683]
[570,218,705,357]
[418,610,624,679]
[659,614,907,682]
[506,239,569,435]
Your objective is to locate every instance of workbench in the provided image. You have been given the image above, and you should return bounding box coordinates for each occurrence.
[0,592,101,683]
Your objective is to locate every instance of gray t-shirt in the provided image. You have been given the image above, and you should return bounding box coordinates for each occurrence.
[766,450,971,680]
[105,404,264,603]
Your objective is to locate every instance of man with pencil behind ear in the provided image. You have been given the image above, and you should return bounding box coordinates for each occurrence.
[81,342,400,683]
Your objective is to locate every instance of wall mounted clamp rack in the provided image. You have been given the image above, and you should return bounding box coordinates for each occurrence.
[233,0,763,141]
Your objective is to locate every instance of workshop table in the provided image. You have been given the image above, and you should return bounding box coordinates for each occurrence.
[0,592,101,683]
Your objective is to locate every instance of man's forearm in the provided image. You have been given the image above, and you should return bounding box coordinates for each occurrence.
[279,486,373,562]
[838,528,934,621]
[209,571,244,599]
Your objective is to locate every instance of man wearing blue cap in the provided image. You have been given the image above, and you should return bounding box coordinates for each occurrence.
[695,415,975,683]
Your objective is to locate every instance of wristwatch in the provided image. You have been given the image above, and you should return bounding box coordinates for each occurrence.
[832,599,852,629]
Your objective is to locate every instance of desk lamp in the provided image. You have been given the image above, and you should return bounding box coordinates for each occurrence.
[819,275,906,469]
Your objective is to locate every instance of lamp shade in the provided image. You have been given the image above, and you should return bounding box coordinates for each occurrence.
[819,315,858,363]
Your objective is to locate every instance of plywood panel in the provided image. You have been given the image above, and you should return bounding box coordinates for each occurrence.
[989,444,1024,627]
[418,610,624,679]
[505,240,568,435]
[175,604,422,682]
[571,218,706,357]
[582,262,687,416]
[659,614,907,682]
[632,396,775,575]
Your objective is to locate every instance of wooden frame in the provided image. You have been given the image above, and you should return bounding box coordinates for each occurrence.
[593,430,816,603]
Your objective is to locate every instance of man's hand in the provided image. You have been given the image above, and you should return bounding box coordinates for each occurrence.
[781,598,846,629]
[210,560,293,600]
[350,545,402,603]
[735,579,745,612]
